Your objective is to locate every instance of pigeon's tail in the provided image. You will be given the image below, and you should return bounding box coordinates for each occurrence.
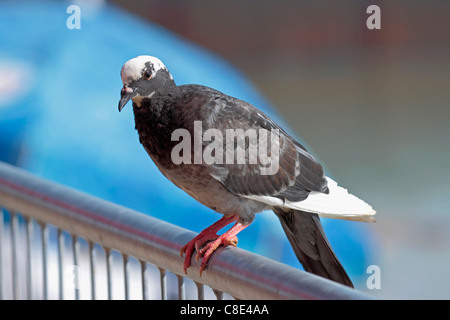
[244,177,376,222]
[273,208,354,288]
[288,177,376,222]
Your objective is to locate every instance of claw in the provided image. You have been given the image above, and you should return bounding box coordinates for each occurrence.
[194,233,218,261]
[197,234,239,276]
[180,215,248,276]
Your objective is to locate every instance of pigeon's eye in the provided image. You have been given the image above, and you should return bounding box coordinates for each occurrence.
[143,71,152,80]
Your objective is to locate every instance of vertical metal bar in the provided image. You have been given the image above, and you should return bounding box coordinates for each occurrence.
[16,213,26,300]
[25,216,32,300]
[11,212,18,299]
[57,229,64,300]
[71,235,79,300]
[177,274,185,300]
[159,268,167,300]
[140,260,147,300]
[123,254,129,300]
[105,247,112,300]
[213,288,223,300]
[39,222,48,300]
[5,209,12,300]
[88,241,95,300]
[195,281,204,300]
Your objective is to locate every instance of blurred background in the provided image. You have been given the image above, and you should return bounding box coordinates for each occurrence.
[1,0,449,299]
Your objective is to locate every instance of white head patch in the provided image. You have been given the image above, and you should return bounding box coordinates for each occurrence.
[120,55,168,85]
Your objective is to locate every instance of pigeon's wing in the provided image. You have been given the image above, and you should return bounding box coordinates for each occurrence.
[202,92,328,201]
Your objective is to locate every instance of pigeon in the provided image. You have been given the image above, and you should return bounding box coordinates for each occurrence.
[118,55,376,287]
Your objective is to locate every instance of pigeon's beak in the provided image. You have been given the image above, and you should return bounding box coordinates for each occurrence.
[118,86,135,112]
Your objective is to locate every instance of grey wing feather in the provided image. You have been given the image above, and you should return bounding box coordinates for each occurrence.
[203,93,328,200]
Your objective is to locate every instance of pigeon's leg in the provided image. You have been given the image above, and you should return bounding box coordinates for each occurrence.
[196,221,249,276]
[180,214,237,274]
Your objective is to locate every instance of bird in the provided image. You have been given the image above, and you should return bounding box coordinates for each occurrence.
[118,55,376,288]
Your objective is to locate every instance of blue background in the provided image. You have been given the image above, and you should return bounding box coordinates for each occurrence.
[0,1,377,289]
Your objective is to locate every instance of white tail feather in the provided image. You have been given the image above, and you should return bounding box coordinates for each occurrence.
[243,177,376,222]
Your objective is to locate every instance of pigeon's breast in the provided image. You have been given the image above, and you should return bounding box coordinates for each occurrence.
[132,90,268,222]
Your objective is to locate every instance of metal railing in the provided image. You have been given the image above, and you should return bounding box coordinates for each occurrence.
[0,161,372,300]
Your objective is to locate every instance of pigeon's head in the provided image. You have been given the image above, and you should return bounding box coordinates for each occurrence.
[118,55,174,111]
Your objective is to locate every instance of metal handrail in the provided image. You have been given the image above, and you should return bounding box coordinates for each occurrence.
[0,161,373,299]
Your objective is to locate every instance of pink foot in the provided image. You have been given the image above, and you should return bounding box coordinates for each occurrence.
[196,228,242,276]
[180,215,237,274]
